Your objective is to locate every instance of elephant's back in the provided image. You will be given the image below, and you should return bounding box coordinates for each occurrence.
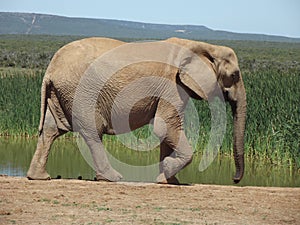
[42,38,125,127]
[45,37,125,83]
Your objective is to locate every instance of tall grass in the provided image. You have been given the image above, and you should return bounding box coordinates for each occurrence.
[0,68,43,136]
[243,69,300,166]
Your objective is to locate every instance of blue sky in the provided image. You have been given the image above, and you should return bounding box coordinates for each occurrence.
[1,0,300,38]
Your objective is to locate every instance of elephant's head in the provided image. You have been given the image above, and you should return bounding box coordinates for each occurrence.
[167,38,247,183]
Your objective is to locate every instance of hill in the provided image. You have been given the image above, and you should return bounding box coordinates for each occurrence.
[0,12,299,42]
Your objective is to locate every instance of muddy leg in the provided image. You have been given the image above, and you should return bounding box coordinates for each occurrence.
[27,108,65,180]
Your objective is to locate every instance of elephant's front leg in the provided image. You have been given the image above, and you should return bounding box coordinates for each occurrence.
[154,101,193,184]
[157,133,193,184]
[157,142,180,184]
[81,134,123,182]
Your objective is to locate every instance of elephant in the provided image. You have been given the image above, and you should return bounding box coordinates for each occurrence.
[27,37,246,184]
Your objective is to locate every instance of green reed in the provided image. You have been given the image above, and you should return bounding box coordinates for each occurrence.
[243,69,300,166]
[0,68,43,136]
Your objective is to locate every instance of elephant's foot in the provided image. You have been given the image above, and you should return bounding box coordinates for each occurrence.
[161,157,183,179]
[162,156,192,179]
[156,173,179,185]
[27,170,51,180]
[96,168,123,182]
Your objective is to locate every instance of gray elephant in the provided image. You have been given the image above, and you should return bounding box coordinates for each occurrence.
[27,37,246,184]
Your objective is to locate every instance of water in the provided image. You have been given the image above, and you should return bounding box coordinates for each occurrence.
[0,137,299,187]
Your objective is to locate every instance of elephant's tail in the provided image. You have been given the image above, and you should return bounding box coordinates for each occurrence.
[38,76,51,135]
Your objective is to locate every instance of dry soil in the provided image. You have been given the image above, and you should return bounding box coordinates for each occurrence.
[0,176,299,224]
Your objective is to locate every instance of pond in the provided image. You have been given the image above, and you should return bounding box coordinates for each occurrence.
[0,137,299,187]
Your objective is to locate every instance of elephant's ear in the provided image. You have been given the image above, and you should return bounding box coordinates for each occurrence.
[177,55,216,101]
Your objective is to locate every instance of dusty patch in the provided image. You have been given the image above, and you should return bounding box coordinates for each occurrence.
[0,176,299,224]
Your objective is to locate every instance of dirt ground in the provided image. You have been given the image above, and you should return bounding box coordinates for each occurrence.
[0,176,299,225]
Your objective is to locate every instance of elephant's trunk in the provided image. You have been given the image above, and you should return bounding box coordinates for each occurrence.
[230,82,247,183]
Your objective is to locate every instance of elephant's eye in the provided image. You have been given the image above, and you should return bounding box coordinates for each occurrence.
[224,59,230,64]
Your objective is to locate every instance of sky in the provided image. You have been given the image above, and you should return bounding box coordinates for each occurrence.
[1,0,300,38]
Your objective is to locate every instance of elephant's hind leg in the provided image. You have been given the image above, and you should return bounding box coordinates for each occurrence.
[27,108,66,180]
[79,132,123,182]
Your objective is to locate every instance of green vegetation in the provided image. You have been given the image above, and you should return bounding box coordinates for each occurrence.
[0,34,299,167]
[0,35,82,68]
[0,68,43,136]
